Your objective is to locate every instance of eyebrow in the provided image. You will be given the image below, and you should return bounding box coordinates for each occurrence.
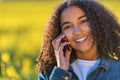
[61,22,70,27]
[61,15,86,27]
[78,15,86,20]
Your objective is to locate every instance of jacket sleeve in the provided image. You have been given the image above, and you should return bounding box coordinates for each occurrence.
[38,66,72,80]
[38,72,50,80]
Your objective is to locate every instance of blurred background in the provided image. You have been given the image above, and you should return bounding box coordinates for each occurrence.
[0,0,120,80]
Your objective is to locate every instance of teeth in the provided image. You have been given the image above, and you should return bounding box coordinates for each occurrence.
[76,36,87,42]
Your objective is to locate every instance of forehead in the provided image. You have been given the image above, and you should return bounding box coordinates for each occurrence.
[60,6,85,21]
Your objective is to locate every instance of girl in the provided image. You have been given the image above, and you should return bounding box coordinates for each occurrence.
[37,0,120,80]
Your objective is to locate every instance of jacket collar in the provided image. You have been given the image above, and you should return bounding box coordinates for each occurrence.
[98,57,115,72]
[69,57,116,73]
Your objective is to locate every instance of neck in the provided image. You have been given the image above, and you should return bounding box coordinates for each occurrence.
[76,45,99,60]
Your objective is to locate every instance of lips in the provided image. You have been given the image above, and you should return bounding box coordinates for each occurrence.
[75,36,88,43]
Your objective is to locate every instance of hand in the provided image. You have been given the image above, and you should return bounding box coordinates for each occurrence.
[52,33,72,71]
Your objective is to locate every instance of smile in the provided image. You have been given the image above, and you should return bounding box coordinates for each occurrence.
[75,36,88,43]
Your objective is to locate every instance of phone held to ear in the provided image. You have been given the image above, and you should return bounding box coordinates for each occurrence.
[61,36,70,54]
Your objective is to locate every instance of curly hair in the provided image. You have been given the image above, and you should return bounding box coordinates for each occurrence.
[36,0,120,74]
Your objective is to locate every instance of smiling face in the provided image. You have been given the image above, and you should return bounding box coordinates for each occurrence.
[60,6,96,54]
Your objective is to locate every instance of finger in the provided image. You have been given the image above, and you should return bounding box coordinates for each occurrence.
[58,42,70,56]
[55,34,65,48]
[52,34,65,50]
[65,45,72,58]
[52,33,63,45]
[52,33,63,46]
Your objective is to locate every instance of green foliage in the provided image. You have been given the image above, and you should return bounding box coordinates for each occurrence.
[0,0,120,80]
[0,1,61,80]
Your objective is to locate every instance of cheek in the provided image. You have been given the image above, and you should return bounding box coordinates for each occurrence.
[82,26,91,33]
[80,23,91,30]
[63,30,72,41]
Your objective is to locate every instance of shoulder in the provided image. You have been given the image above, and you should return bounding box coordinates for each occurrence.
[105,57,120,79]
[110,58,120,68]
[109,57,120,66]
[104,57,120,73]
[100,57,120,71]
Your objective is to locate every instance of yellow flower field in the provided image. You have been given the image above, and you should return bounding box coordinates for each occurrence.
[0,0,120,80]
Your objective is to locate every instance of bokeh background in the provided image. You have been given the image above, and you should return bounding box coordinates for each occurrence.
[0,0,120,80]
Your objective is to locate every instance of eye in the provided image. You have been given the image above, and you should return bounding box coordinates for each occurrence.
[79,19,88,24]
[64,26,70,29]
[62,25,72,30]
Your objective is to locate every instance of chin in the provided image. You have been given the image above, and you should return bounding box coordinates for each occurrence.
[78,42,95,53]
[78,47,91,52]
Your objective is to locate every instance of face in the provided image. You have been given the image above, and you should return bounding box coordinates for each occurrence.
[60,6,96,53]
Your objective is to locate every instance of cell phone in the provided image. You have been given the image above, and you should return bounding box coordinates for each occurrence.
[61,36,70,54]
[61,36,68,43]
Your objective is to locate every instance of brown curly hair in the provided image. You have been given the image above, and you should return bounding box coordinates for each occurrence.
[36,0,120,74]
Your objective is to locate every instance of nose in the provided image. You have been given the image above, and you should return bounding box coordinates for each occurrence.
[72,25,82,35]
